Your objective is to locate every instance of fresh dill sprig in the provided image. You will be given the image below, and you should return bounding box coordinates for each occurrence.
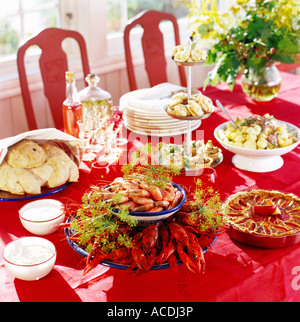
[186,179,227,232]
[122,143,181,188]
[69,190,137,254]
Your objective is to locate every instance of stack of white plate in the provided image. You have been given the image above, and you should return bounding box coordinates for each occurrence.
[119,83,201,137]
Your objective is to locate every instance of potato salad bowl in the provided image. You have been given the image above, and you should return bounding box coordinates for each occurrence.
[214,117,300,173]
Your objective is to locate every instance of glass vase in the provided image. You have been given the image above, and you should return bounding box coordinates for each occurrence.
[242,63,281,102]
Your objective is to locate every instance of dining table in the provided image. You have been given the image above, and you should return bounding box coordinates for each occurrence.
[0,71,300,303]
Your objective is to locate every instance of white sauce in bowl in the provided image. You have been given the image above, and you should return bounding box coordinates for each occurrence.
[6,243,54,265]
[19,199,65,235]
[20,199,63,222]
[21,205,63,222]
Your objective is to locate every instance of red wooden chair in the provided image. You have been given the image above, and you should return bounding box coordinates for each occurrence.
[17,27,90,130]
[124,10,187,91]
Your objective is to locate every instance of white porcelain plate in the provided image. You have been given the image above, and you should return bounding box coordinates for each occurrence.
[125,120,201,137]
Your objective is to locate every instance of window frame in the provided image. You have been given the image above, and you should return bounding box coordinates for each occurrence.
[0,0,71,99]
[0,0,61,59]
[0,0,231,100]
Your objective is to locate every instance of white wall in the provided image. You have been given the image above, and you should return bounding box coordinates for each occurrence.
[1,0,299,139]
[0,4,213,139]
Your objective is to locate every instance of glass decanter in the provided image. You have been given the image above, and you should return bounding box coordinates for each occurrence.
[78,74,113,152]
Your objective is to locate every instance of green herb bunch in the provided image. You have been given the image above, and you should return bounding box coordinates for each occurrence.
[122,143,181,188]
[184,179,228,233]
[69,190,137,255]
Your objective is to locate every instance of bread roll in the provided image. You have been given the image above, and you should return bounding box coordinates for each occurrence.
[41,144,69,160]
[14,167,42,194]
[0,161,24,195]
[6,139,46,168]
[46,156,73,188]
[0,161,42,195]
[41,144,79,185]
[0,140,79,195]
[30,163,54,186]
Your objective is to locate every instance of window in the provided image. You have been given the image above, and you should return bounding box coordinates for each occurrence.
[106,0,189,34]
[105,0,190,58]
[0,0,60,59]
[0,0,232,93]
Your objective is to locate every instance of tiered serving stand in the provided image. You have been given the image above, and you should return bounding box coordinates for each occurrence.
[165,57,214,168]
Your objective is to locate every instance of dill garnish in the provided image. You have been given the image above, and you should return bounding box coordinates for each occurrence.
[185,179,228,232]
[121,143,181,188]
[69,188,137,255]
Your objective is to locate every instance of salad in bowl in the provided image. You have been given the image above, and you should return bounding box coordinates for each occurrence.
[214,114,299,172]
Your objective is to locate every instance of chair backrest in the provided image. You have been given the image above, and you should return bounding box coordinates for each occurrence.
[17,27,90,130]
[124,10,187,91]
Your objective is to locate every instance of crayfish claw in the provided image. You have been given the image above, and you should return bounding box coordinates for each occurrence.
[176,245,198,274]
[167,254,178,272]
[130,247,148,272]
[83,253,103,275]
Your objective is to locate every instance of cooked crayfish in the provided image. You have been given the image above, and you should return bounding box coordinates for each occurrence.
[63,184,229,275]
[127,220,209,274]
[129,223,159,272]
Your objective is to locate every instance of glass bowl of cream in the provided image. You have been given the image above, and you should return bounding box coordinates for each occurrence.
[19,199,65,235]
[2,237,56,281]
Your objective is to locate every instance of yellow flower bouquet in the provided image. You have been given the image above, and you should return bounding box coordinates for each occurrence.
[178,0,300,91]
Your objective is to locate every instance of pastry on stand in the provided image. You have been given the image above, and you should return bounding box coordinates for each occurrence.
[165,42,216,171]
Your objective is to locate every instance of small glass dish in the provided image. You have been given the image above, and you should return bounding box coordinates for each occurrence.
[2,237,56,281]
[19,199,65,235]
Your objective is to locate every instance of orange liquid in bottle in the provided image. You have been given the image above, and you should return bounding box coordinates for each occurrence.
[62,102,82,137]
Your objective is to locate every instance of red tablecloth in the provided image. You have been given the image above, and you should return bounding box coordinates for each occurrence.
[1,72,300,302]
